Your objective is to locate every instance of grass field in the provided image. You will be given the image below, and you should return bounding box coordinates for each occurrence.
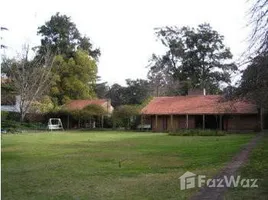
[224,134,268,200]
[1,131,254,200]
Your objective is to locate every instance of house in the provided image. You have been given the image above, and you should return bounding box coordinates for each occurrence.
[63,99,114,129]
[1,95,20,113]
[141,95,260,131]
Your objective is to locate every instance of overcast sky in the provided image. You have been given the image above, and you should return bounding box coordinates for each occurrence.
[0,0,251,85]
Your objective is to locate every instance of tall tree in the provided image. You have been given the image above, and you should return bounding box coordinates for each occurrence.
[238,52,268,108]
[94,77,110,99]
[1,45,54,121]
[1,70,16,106]
[106,84,126,107]
[50,50,97,105]
[237,51,268,130]
[125,79,152,104]
[148,23,237,95]
[106,79,152,107]
[147,54,183,96]
[248,0,268,54]
[37,13,100,60]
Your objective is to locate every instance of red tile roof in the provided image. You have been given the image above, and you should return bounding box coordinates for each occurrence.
[141,95,258,115]
[64,99,108,110]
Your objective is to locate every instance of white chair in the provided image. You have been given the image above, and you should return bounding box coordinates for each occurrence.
[48,118,64,131]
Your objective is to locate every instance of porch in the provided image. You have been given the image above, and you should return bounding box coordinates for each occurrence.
[141,114,258,132]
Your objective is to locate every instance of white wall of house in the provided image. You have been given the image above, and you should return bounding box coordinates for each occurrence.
[102,101,114,115]
[1,96,20,113]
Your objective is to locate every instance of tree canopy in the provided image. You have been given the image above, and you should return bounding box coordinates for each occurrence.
[248,0,268,54]
[106,79,152,107]
[50,50,97,105]
[94,78,110,99]
[112,105,140,129]
[37,12,100,60]
[237,52,268,108]
[1,46,54,121]
[70,104,107,120]
[148,23,237,95]
[231,0,268,113]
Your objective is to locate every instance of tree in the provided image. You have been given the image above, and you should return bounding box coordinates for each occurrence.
[1,81,16,106]
[67,104,107,128]
[37,13,100,60]
[30,95,55,113]
[148,24,237,95]
[222,85,237,100]
[238,52,268,108]
[248,0,268,54]
[1,59,16,105]
[78,36,101,60]
[147,54,184,96]
[237,52,268,130]
[112,105,140,129]
[106,83,127,107]
[124,79,152,104]
[70,104,107,120]
[1,45,54,121]
[83,104,107,116]
[1,58,16,77]
[94,78,110,99]
[50,50,97,105]
[106,79,152,107]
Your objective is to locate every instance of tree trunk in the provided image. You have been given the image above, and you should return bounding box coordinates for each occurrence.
[260,106,263,131]
[20,110,26,122]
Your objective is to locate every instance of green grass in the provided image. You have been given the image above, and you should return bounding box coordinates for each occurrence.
[224,134,268,200]
[1,131,254,200]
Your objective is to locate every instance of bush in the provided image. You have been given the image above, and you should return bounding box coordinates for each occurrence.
[169,129,226,136]
[103,116,113,128]
[1,120,20,129]
[6,112,20,121]
[112,105,140,129]
[1,120,47,133]
[1,111,9,121]
[1,120,21,133]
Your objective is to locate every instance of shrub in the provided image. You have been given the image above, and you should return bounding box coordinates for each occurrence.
[103,116,113,128]
[1,120,20,129]
[1,111,9,121]
[169,129,226,136]
[6,112,20,121]
[112,105,140,129]
[1,120,47,133]
[69,104,107,120]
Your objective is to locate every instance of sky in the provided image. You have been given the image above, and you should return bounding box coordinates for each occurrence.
[0,0,252,86]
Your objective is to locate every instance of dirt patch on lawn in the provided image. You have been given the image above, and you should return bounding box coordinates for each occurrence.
[190,133,263,200]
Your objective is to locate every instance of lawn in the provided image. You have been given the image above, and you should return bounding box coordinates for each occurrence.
[1,131,254,200]
[224,133,268,200]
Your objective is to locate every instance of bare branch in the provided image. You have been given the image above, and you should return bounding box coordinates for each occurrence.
[9,45,55,121]
[246,0,268,55]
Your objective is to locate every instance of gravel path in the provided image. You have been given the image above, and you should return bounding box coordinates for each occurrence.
[190,133,263,200]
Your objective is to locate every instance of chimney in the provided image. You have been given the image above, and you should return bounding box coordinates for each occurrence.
[203,88,206,96]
